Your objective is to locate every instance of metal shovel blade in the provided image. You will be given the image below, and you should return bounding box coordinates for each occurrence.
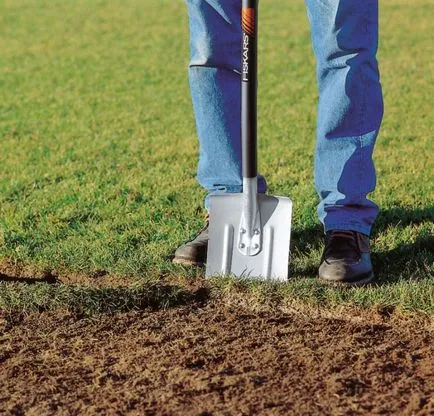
[205,193,292,281]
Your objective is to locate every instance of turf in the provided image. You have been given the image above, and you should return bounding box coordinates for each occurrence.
[0,0,433,315]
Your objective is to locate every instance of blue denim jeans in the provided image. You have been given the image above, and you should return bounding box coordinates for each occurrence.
[186,0,383,236]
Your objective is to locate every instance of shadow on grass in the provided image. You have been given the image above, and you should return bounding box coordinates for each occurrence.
[291,206,434,283]
[373,235,434,285]
[0,273,59,284]
[64,284,211,315]
[0,281,211,316]
[372,206,434,233]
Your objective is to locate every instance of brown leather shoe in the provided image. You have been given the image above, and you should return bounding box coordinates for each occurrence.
[319,230,374,286]
[172,215,209,266]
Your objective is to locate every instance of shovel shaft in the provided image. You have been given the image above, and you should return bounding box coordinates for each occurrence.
[241,0,258,179]
[206,0,293,280]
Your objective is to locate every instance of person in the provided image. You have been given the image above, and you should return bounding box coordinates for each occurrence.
[173,0,384,286]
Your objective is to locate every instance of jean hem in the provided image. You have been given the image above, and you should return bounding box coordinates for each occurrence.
[324,223,372,237]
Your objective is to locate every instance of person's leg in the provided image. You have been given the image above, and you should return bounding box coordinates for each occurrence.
[305,0,383,284]
[173,0,266,265]
[305,0,383,236]
[186,0,266,211]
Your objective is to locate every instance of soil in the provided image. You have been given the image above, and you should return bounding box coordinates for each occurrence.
[0,261,128,287]
[1,301,433,416]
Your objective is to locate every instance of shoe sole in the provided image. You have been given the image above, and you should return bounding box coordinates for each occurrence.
[318,271,375,287]
[172,257,205,267]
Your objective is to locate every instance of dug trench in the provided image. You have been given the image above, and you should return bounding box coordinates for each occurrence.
[0,296,433,416]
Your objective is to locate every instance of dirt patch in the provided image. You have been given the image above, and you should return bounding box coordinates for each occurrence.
[0,260,130,287]
[1,304,433,415]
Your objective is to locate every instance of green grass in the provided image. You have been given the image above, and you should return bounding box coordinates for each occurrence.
[0,0,433,315]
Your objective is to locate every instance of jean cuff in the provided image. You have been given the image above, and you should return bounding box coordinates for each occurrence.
[324,222,372,237]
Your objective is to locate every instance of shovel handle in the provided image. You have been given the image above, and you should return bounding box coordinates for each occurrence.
[241,0,258,179]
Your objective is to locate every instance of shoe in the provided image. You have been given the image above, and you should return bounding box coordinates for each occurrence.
[172,214,209,266]
[318,230,374,286]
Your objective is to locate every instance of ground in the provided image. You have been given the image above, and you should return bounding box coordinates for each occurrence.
[1,301,433,415]
[0,0,433,414]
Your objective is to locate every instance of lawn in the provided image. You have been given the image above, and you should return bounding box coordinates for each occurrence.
[0,0,433,315]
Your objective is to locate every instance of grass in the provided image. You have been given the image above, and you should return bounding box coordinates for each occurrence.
[0,0,433,315]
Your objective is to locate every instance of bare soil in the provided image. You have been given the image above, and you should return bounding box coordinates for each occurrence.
[1,301,433,416]
[0,261,128,287]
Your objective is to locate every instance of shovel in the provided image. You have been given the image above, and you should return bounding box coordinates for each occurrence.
[205,0,292,281]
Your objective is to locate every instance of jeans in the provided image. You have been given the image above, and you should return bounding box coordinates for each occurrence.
[186,0,383,236]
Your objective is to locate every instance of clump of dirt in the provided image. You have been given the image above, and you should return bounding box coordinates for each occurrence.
[1,303,432,415]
